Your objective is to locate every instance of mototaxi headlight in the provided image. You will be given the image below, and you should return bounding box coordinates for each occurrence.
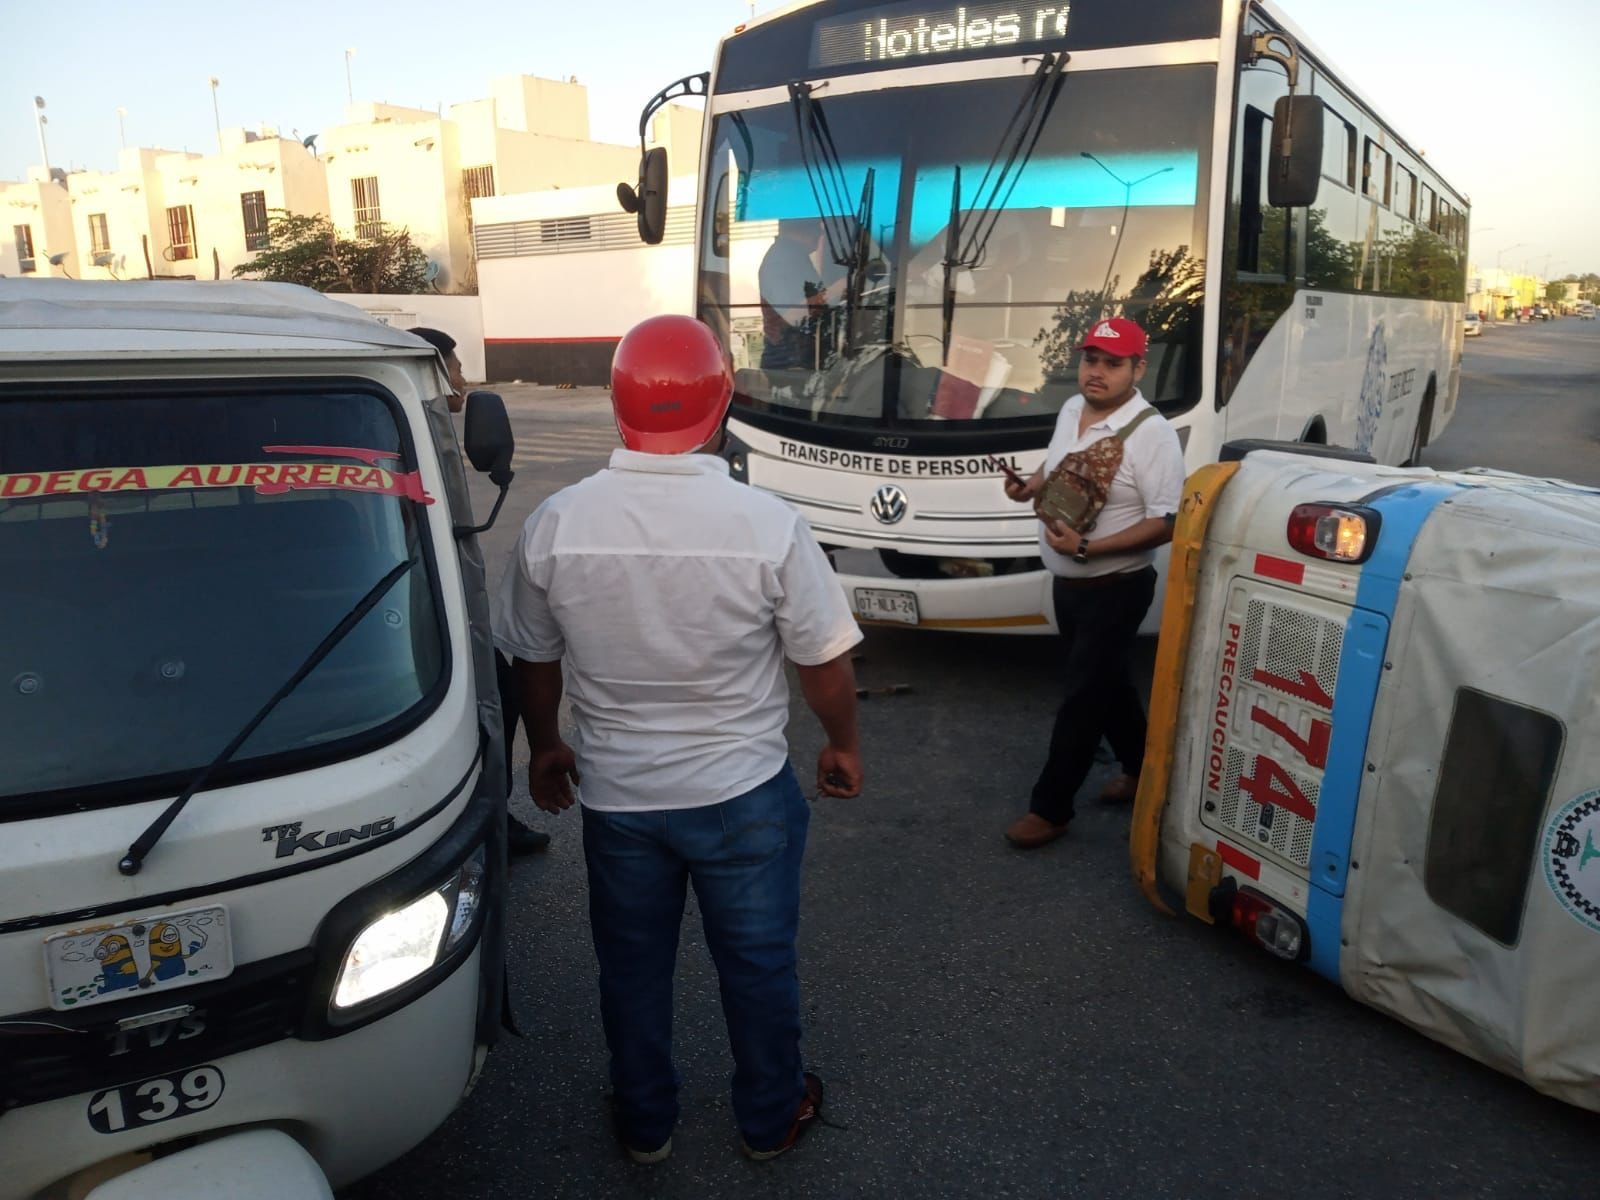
[332,847,487,1011]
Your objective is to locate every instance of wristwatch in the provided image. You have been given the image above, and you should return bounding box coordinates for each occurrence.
[1073,539,1091,565]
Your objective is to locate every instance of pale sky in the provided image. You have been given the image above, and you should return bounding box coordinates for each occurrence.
[3,0,1595,276]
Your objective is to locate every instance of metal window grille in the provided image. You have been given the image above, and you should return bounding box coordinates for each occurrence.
[88,213,110,254]
[165,205,196,260]
[241,191,270,252]
[462,165,495,202]
[14,223,36,272]
[474,207,703,259]
[351,176,383,241]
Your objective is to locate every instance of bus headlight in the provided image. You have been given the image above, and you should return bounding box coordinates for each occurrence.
[332,848,486,1011]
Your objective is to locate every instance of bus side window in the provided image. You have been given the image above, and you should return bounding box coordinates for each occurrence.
[1424,688,1564,946]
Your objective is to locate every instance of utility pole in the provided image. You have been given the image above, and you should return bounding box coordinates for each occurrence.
[32,96,50,172]
[209,77,222,152]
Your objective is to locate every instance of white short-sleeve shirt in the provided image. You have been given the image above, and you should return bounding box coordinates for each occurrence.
[494,448,863,812]
[1037,389,1186,578]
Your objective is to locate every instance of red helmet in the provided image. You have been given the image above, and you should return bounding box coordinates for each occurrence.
[610,316,733,455]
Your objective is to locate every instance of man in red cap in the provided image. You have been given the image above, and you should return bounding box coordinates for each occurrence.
[1000,316,1185,848]
[494,315,863,1163]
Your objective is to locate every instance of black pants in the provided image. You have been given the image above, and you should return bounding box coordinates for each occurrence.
[1029,568,1157,824]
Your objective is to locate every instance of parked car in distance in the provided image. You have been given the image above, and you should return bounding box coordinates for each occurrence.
[1463,312,1482,337]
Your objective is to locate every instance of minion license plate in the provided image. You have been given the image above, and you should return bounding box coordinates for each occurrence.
[44,906,233,1012]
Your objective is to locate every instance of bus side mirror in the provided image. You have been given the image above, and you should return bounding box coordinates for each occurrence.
[463,391,514,484]
[618,147,669,244]
[1269,95,1323,208]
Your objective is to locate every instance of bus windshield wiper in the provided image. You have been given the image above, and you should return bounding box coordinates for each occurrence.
[788,81,863,275]
[117,554,419,876]
[940,51,1069,362]
[789,81,882,356]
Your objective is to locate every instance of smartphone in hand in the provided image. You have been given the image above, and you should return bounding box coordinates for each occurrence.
[998,461,1028,489]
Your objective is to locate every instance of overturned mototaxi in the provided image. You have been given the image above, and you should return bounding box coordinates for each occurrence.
[0,281,515,1197]
[1132,444,1600,1111]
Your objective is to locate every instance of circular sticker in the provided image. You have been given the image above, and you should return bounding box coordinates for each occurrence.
[1542,790,1600,933]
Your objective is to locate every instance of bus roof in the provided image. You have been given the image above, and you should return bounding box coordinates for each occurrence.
[0,279,432,362]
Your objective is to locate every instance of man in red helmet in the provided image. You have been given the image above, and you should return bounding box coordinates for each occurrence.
[495,314,864,1164]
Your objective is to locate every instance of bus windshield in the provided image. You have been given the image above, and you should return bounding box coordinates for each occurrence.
[699,63,1215,431]
[0,387,447,807]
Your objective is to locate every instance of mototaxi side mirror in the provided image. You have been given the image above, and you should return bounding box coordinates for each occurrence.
[456,391,515,539]
[463,391,514,483]
[1268,94,1324,208]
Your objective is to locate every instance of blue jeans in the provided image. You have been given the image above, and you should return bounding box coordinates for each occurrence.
[581,764,810,1152]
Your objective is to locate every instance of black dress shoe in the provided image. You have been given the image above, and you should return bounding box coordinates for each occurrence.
[507,815,552,855]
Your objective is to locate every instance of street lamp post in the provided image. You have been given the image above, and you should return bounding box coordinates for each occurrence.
[32,96,51,172]
[208,77,222,153]
[1081,151,1174,305]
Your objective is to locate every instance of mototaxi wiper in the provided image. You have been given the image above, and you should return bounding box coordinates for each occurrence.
[117,554,419,876]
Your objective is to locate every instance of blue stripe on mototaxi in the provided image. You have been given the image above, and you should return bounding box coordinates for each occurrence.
[1304,481,1459,982]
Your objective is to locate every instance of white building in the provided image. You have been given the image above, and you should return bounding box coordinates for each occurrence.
[472,104,704,383]
[321,77,641,294]
[1,169,76,278]
[65,132,327,283]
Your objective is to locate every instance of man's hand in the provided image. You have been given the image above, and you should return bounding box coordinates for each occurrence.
[1041,517,1083,557]
[1003,471,1042,503]
[528,742,580,814]
[816,745,863,798]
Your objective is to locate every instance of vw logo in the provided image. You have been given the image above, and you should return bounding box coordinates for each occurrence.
[870,484,908,525]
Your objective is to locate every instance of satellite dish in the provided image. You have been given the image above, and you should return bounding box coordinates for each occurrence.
[302,133,319,154]
[423,259,441,282]
[46,252,68,266]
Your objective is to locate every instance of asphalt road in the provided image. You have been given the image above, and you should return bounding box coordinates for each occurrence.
[345,317,1600,1200]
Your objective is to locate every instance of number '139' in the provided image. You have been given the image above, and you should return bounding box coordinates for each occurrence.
[87,1065,225,1134]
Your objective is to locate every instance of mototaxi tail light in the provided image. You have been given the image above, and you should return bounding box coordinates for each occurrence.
[1286,503,1380,563]
[1228,888,1308,962]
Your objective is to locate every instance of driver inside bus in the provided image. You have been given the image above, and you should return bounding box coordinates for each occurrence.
[758,218,845,372]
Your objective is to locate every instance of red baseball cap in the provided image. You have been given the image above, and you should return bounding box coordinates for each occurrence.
[1077,317,1148,359]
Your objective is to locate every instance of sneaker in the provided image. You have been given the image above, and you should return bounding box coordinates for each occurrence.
[624,1138,672,1165]
[742,1072,824,1160]
[507,815,551,856]
[1004,812,1070,849]
[611,1108,672,1164]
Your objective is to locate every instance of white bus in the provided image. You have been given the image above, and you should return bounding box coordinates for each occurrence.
[620,0,1468,633]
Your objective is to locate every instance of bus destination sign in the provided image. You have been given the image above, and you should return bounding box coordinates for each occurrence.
[813,2,1071,68]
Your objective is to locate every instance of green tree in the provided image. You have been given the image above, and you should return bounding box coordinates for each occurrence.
[1544,280,1567,304]
[232,211,431,294]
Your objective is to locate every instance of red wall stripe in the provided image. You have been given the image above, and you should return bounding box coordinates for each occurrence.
[1216,840,1262,880]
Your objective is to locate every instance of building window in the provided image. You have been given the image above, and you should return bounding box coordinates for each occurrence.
[165,205,197,260]
[1425,689,1563,945]
[1419,185,1437,235]
[88,213,111,254]
[241,190,270,252]
[352,176,383,241]
[14,224,36,272]
[462,165,496,203]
